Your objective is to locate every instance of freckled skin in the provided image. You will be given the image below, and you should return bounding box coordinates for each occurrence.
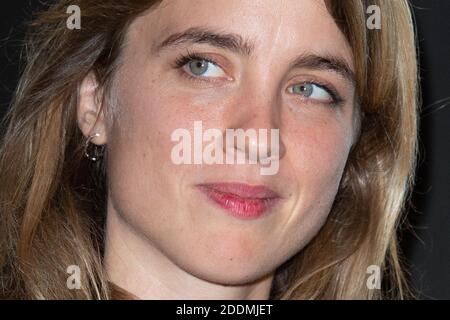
[97,0,357,298]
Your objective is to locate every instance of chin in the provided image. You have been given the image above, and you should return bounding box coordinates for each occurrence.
[173,248,275,286]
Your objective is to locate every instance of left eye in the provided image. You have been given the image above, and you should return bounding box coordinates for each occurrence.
[289,83,332,101]
[184,59,226,78]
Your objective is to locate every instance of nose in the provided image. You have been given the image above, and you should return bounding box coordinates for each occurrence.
[223,88,286,167]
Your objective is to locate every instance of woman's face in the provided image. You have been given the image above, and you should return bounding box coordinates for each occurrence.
[103,0,357,285]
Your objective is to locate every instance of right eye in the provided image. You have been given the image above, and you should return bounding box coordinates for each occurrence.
[185,59,226,78]
[174,53,227,80]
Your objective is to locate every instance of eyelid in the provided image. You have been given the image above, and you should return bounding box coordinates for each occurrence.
[173,50,233,81]
[287,79,344,106]
[291,82,332,98]
[183,58,225,79]
[173,52,345,106]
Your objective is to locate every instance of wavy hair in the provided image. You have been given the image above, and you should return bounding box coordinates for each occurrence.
[0,0,418,299]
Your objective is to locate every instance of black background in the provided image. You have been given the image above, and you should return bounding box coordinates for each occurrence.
[1,0,449,299]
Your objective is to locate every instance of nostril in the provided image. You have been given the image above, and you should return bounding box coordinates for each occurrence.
[222,127,282,165]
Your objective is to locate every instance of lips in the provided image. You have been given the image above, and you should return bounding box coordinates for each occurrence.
[196,182,281,219]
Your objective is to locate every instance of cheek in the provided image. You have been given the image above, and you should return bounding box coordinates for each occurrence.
[303,128,349,182]
[285,116,352,223]
[105,73,191,232]
[285,108,353,185]
[270,121,352,260]
[114,75,197,169]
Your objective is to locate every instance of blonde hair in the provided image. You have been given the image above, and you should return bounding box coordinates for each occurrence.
[0,0,418,299]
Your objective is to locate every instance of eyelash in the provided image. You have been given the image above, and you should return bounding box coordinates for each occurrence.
[172,51,345,107]
[293,80,345,107]
[173,50,222,84]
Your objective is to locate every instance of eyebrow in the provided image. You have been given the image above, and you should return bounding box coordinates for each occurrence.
[153,27,355,85]
[153,27,255,56]
[289,53,356,86]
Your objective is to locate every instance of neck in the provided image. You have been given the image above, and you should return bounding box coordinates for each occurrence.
[103,200,274,300]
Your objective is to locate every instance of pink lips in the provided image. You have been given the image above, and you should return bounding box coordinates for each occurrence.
[196,182,281,219]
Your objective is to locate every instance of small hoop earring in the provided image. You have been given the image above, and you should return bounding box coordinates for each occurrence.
[84,133,105,162]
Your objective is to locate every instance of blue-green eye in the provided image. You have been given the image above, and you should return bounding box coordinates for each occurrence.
[187,59,225,78]
[175,53,226,79]
[188,60,209,76]
[290,83,333,101]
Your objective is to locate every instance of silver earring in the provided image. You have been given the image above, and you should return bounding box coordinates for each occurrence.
[84,133,105,162]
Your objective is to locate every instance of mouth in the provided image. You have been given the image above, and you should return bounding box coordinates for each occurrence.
[196,182,282,220]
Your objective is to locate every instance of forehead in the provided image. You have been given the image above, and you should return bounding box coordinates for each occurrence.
[138,0,354,68]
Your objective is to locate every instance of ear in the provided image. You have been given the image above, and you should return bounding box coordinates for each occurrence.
[77,72,108,145]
